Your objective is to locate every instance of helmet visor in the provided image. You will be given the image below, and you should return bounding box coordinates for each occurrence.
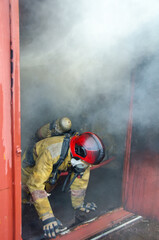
[75,144,87,158]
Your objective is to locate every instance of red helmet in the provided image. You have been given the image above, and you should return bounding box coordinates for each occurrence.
[70,132,105,165]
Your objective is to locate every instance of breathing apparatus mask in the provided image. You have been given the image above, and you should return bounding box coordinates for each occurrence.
[71,158,88,172]
[62,157,88,192]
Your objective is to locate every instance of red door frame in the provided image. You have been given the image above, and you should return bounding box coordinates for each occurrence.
[122,71,135,203]
[122,66,159,221]
[7,1,133,238]
[0,0,21,239]
[0,2,138,239]
[10,0,22,239]
[0,1,13,239]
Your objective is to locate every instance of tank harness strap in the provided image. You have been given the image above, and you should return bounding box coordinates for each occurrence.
[49,134,71,185]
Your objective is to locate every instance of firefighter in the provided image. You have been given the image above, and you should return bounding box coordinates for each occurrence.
[22,132,105,239]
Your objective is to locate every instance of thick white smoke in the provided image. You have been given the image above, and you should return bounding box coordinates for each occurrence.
[20,0,159,152]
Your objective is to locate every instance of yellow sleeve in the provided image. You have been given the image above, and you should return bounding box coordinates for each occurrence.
[26,150,55,219]
[70,167,90,209]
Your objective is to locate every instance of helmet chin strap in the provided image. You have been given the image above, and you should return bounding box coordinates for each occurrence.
[62,158,88,192]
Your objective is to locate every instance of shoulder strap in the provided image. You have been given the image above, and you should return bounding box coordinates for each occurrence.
[49,134,71,185]
[55,134,70,167]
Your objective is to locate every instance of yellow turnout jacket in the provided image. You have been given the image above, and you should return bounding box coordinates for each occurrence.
[22,136,90,220]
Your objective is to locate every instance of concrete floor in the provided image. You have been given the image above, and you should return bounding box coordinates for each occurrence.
[98,218,159,240]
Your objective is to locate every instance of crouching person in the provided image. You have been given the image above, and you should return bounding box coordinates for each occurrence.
[22,132,105,239]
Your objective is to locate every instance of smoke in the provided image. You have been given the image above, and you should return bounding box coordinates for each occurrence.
[20,0,159,152]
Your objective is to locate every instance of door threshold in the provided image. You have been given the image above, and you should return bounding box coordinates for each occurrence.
[57,207,134,240]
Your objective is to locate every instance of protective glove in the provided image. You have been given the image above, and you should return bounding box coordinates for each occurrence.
[78,202,97,213]
[42,216,63,239]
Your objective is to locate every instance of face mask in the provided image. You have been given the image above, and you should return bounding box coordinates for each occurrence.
[71,158,88,171]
